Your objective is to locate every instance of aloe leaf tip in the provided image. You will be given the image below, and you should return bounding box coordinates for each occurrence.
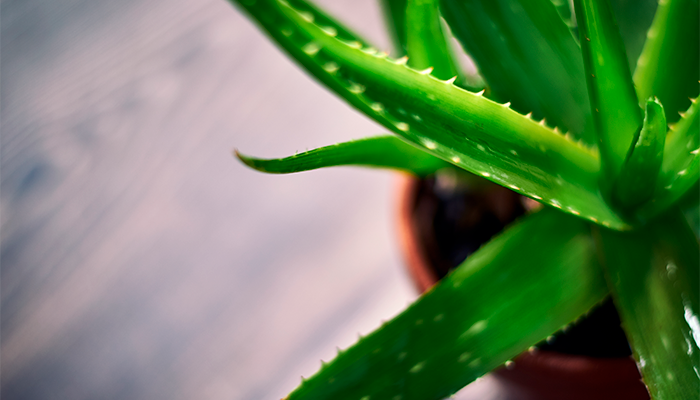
[234,149,265,171]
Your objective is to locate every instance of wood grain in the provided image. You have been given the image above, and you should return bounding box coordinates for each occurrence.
[1,0,417,398]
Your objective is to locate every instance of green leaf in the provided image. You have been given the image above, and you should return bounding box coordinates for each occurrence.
[683,200,700,240]
[574,0,642,190]
[551,0,574,29]
[380,0,409,56]
[380,0,483,91]
[440,0,595,145]
[235,135,451,176]
[558,0,657,55]
[609,0,658,71]
[231,0,631,229]
[287,209,608,400]
[285,0,371,45]
[637,97,700,221]
[613,98,666,209]
[404,0,462,81]
[633,0,700,124]
[596,209,700,399]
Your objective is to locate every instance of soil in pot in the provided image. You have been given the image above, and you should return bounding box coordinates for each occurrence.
[397,173,649,400]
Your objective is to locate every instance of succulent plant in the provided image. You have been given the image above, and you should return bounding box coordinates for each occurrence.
[231,0,699,398]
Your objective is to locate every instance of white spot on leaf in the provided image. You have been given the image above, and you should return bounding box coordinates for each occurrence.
[323,62,339,73]
[458,352,471,362]
[348,83,365,94]
[320,26,337,36]
[302,42,321,56]
[460,320,488,339]
[468,358,482,367]
[410,362,425,373]
[299,11,314,23]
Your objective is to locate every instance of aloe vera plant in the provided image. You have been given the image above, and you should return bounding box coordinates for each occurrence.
[232,0,699,398]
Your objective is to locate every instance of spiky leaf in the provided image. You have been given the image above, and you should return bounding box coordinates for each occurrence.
[575,0,642,189]
[287,209,608,400]
[633,0,700,124]
[380,0,409,56]
[597,209,700,399]
[637,98,700,220]
[405,0,462,81]
[610,0,658,70]
[285,0,370,44]
[231,0,631,229]
[614,98,666,208]
[551,0,574,29]
[235,135,450,176]
[687,213,700,239]
[440,0,595,145]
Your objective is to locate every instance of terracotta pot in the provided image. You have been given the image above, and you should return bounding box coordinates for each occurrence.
[395,175,649,400]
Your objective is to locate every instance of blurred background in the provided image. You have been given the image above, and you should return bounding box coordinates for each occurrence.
[2,0,419,398]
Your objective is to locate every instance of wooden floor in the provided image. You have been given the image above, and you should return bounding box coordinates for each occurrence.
[1,0,503,398]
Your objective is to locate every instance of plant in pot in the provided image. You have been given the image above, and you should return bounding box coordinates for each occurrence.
[231,0,699,398]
